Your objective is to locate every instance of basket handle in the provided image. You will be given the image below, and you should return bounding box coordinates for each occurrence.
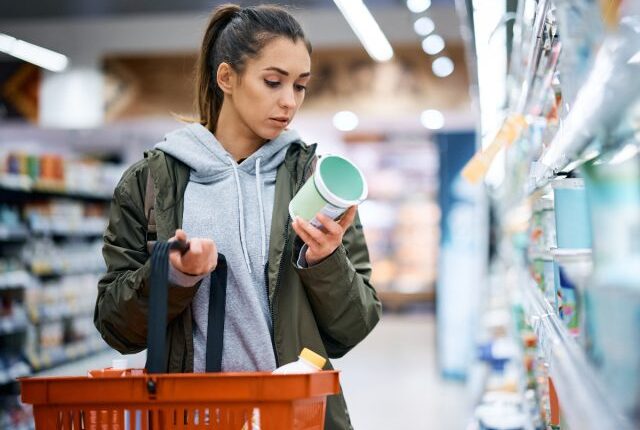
[147,240,227,374]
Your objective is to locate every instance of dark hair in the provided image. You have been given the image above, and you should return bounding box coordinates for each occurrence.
[195,3,312,132]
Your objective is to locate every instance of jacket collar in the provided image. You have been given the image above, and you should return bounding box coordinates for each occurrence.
[144,140,317,246]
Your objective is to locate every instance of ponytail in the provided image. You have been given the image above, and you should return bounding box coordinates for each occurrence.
[195,4,241,132]
[193,3,311,132]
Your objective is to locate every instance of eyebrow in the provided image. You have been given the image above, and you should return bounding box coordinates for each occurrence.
[263,66,311,78]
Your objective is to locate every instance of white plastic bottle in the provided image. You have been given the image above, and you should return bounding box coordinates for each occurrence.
[272,348,326,374]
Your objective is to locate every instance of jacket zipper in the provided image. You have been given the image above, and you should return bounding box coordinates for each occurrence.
[268,150,315,367]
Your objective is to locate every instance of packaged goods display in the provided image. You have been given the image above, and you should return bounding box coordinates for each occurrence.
[0,156,118,395]
[469,1,640,428]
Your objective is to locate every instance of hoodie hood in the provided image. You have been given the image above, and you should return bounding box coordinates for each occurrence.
[155,122,301,183]
[154,122,301,276]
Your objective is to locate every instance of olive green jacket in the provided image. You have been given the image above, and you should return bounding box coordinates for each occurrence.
[94,141,382,429]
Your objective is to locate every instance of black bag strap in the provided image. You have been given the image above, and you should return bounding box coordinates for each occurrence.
[146,240,227,374]
[205,254,227,372]
[146,240,174,374]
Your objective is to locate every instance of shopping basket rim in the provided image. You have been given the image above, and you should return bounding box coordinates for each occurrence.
[18,369,339,382]
[19,370,341,405]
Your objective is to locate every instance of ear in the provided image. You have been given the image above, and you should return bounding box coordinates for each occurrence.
[216,62,236,95]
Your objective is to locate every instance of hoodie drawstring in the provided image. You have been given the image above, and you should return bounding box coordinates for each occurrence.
[228,155,252,274]
[255,157,267,266]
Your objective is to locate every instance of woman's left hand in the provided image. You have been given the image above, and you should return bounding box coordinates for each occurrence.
[291,206,357,266]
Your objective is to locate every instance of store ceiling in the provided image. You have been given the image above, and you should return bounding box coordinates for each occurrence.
[1,0,454,20]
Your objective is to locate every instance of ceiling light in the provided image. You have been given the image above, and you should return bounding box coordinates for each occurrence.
[413,17,435,36]
[0,33,69,72]
[407,0,431,14]
[333,111,359,131]
[432,57,455,77]
[421,109,445,130]
[422,34,445,55]
[333,0,393,62]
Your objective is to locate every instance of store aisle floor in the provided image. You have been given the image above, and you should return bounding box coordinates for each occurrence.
[333,311,467,430]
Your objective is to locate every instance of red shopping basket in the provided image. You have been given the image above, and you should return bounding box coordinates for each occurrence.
[20,240,341,429]
[20,370,340,429]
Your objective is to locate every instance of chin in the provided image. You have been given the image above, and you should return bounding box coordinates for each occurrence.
[259,128,282,141]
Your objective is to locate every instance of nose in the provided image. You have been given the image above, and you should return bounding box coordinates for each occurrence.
[278,87,296,111]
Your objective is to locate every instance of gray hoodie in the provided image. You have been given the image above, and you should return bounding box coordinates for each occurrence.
[155,122,301,372]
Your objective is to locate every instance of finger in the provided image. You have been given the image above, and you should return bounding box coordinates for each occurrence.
[337,206,357,230]
[206,249,217,271]
[187,240,209,273]
[296,217,327,244]
[292,219,321,247]
[316,213,342,236]
[174,229,187,242]
[201,240,217,270]
[188,239,203,255]
[170,230,190,256]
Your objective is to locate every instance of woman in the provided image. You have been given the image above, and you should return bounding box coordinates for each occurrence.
[94,4,381,429]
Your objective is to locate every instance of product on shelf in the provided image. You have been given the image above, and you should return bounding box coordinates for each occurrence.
[585,286,640,420]
[23,238,105,276]
[551,178,591,250]
[23,200,108,236]
[0,150,126,197]
[0,205,28,241]
[582,142,640,283]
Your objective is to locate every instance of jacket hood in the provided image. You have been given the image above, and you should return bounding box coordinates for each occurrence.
[154,123,301,183]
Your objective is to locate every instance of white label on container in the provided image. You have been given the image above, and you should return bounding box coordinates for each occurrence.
[310,203,347,228]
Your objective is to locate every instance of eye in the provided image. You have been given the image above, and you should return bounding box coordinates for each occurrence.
[264,79,280,88]
[294,84,307,92]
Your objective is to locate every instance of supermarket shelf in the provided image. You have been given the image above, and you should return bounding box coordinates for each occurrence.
[0,305,28,334]
[0,362,31,386]
[30,267,104,279]
[516,0,551,112]
[27,305,93,324]
[0,317,28,336]
[0,177,112,203]
[0,271,32,290]
[48,231,104,240]
[0,227,29,243]
[27,337,110,373]
[522,284,634,430]
[29,219,108,239]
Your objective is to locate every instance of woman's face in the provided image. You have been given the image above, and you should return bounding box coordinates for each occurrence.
[228,37,311,140]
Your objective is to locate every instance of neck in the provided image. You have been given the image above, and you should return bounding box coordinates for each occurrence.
[213,101,266,162]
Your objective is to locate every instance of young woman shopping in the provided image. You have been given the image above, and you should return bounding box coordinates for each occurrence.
[94,4,381,429]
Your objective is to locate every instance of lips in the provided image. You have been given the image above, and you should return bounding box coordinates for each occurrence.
[270,117,289,124]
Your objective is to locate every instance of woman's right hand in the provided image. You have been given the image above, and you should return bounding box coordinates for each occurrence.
[169,229,218,276]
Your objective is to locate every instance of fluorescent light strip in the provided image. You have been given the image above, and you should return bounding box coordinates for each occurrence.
[333,0,393,62]
[0,33,69,72]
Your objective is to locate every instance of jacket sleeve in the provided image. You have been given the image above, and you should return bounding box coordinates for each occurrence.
[293,211,382,358]
[94,166,199,354]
